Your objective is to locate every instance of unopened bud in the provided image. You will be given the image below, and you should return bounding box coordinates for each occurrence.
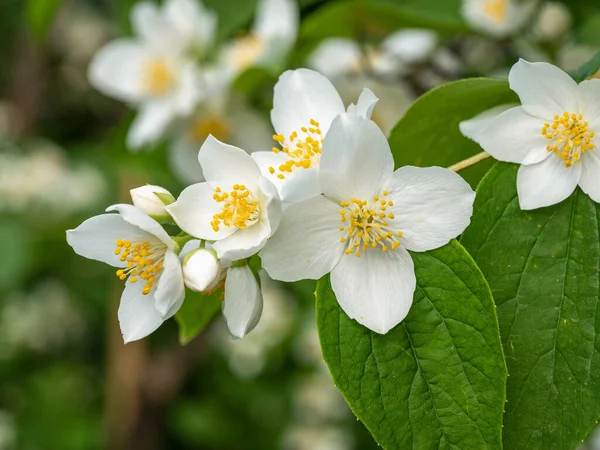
[130,185,175,217]
[534,2,571,42]
[183,248,220,293]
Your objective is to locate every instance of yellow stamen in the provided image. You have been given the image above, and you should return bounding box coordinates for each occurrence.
[211,185,260,232]
[542,111,595,167]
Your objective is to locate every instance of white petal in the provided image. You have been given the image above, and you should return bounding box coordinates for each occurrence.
[579,148,600,203]
[259,176,282,234]
[153,249,185,318]
[66,214,151,267]
[260,195,344,282]
[384,166,474,252]
[381,29,437,64]
[223,265,263,339]
[168,138,205,184]
[213,220,271,261]
[164,0,217,49]
[469,106,552,165]
[509,59,578,118]
[118,281,164,343]
[251,151,321,203]
[253,0,298,45]
[348,88,379,119]
[307,38,361,79]
[461,0,536,38]
[271,69,344,138]
[87,40,148,103]
[173,61,202,114]
[517,156,582,210]
[577,79,600,129]
[127,100,175,149]
[330,245,415,334]
[459,104,516,143]
[198,135,261,187]
[106,204,174,249]
[166,182,236,240]
[320,113,393,201]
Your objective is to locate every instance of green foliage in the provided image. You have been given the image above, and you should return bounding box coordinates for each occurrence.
[316,241,506,449]
[25,0,63,42]
[461,163,600,449]
[0,218,33,293]
[204,0,259,41]
[175,291,222,344]
[568,51,600,82]
[388,78,518,187]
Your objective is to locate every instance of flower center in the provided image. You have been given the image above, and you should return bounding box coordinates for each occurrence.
[144,59,174,95]
[211,184,260,232]
[339,192,402,258]
[268,119,323,180]
[228,34,265,71]
[482,0,508,23]
[188,116,230,143]
[114,240,165,295]
[542,112,595,167]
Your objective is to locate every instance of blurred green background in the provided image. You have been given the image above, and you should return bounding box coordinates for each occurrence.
[2,0,600,448]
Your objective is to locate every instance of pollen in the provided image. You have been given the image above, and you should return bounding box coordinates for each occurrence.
[482,0,508,23]
[114,239,165,295]
[268,119,324,179]
[211,184,260,232]
[188,116,230,143]
[338,192,402,258]
[542,112,595,167]
[144,59,174,95]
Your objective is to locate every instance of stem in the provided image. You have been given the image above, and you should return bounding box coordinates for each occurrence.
[447,152,491,172]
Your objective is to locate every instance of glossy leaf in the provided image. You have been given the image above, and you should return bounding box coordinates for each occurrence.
[316,240,506,449]
[568,51,600,82]
[461,162,600,449]
[388,78,518,188]
[175,290,222,344]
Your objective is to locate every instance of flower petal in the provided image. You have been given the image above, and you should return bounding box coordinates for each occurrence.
[213,220,271,261]
[384,166,474,252]
[87,39,148,103]
[579,149,600,203]
[517,156,582,210]
[118,281,164,343]
[253,0,298,46]
[198,135,261,187]
[347,88,379,120]
[467,106,552,165]
[106,204,174,249]
[509,59,578,118]
[127,99,175,150]
[381,29,437,64]
[164,0,217,50]
[271,68,344,138]
[307,38,361,79]
[153,249,185,318]
[330,245,415,334]
[66,214,151,267]
[223,265,263,339]
[577,79,600,129]
[259,176,282,233]
[320,113,394,201]
[260,195,344,281]
[459,104,516,143]
[166,182,237,240]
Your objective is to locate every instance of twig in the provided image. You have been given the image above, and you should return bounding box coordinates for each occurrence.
[448,152,491,172]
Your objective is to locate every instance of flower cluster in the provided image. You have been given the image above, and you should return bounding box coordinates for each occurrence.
[68,67,475,342]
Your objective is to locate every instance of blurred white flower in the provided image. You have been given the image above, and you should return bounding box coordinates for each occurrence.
[461,0,538,38]
[281,425,354,450]
[221,0,299,76]
[293,372,350,423]
[88,0,217,149]
[533,2,571,42]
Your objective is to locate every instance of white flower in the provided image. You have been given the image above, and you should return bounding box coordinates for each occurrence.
[260,113,474,334]
[88,0,217,149]
[460,59,600,210]
[308,29,437,80]
[222,264,264,339]
[221,0,298,75]
[66,204,185,343]
[182,247,221,293]
[166,136,281,261]
[130,185,175,217]
[251,68,379,204]
[461,0,538,38]
[533,2,571,42]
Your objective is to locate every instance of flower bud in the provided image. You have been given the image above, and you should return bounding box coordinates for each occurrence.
[534,2,571,42]
[130,185,175,217]
[183,248,220,293]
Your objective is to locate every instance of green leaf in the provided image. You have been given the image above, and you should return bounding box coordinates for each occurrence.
[461,162,600,449]
[25,0,63,42]
[316,241,506,449]
[388,78,518,188]
[0,218,33,293]
[568,51,600,83]
[175,290,222,344]
[204,0,259,42]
